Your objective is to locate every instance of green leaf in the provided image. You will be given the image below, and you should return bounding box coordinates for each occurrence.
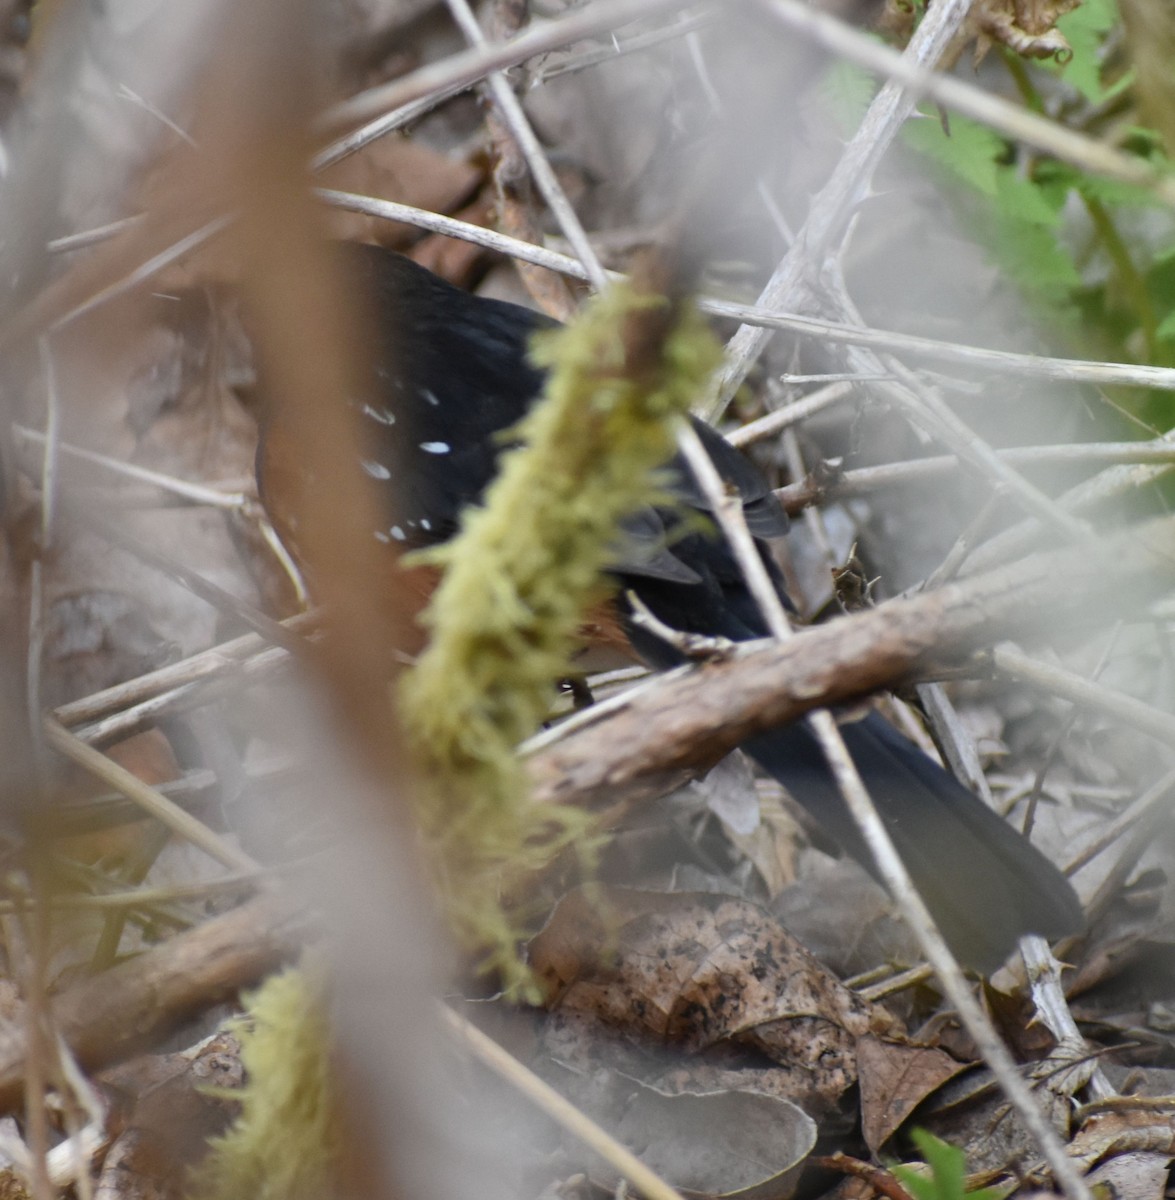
[821,59,878,132]
[1072,172,1167,208]
[893,1130,1011,1200]
[990,202,1082,312]
[1149,257,1175,341]
[1052,0,1118,103]
[995,168,1064,228]
[903,109,1006,195]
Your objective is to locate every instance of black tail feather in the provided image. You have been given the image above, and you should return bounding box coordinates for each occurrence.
[743,711,1083,973]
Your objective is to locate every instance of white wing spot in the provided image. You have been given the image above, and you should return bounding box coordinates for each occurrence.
[362,403,395,426]
[390,525,407,542]
[375,530,390,544]
[422,389,440,406]
[420,519,432,531]
[362,459,392,480]
[420,441,450,454]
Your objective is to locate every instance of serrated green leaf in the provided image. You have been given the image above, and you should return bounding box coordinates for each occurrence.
[995,168,1064,227]
[821,58,878,133]
[904,109,1006,195]
[1052,0,1118,102]
[990,192,1083,311]
[1073,172,1166,208]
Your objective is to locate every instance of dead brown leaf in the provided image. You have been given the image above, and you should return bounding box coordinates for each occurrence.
[1068,1105,1175,1171]
[856,1035,970,1155]
[318,137,483,248]
[530,887,900,1117]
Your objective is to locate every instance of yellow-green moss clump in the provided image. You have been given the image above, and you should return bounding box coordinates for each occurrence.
[188,966,340,1200]
[400,282,722,988]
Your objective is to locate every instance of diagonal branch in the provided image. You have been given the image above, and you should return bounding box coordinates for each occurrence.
[526,515,1175,812]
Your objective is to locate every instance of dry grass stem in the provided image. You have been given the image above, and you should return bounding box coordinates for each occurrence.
[54,613,316,727]
[442,1006,688,1200]
[714,0,979,411]
[992,645,1175,745]
[678,417,1092,1200]
[42,719,259,874]
[316,0,696,143]
[752,0,1175,203]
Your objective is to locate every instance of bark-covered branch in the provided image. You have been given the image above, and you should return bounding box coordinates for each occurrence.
[527,515,1175,811]
[0,893,305,1112]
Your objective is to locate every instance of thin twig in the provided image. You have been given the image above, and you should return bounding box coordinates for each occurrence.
[915,683,993,802]
[53,612,317,728]
[12,424,250,510]
[1064,766,1175,878]
[316,189,1175,396]
[752,0,1175,206]
[70,642,293,746]
[41,718,259,874]
[726,382,854,446]
[72,508,308,656]
[788,442,1175,502]
[6,872,265,913]
[442,1006,688,1200]
[48,215,232,334]
[532,10,718,84]
[821,268,1091,540]
[674,427,1093,1200]
[708,297,1175,393]
[47,215,143,255]
[444,0,610,293]
[315,0,696,143]
[992,645,1175,747]
[962,428,1175,575]
[713,0,979,412]
[855,963,934,1002]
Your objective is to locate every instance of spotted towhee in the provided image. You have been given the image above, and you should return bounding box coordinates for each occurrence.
[257,243,1082,973]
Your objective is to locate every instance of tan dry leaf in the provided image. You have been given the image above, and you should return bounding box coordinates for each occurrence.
[1068,1106,1175,1171]
[968,0,1078,61]
[857,1035,970,1155]
[318,137,482,248]
[530,887,898,1115]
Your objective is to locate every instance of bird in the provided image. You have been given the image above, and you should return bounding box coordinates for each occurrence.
[255,242,1083,974]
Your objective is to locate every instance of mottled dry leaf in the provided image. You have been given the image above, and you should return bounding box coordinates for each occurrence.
[857,1035,970,1155]
[908,1066,1044,1175]
[95,1031,244,1200]
[1084,1150,1170,1200]
[1068,1107,1175,1171]
[530,887,899,1115]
